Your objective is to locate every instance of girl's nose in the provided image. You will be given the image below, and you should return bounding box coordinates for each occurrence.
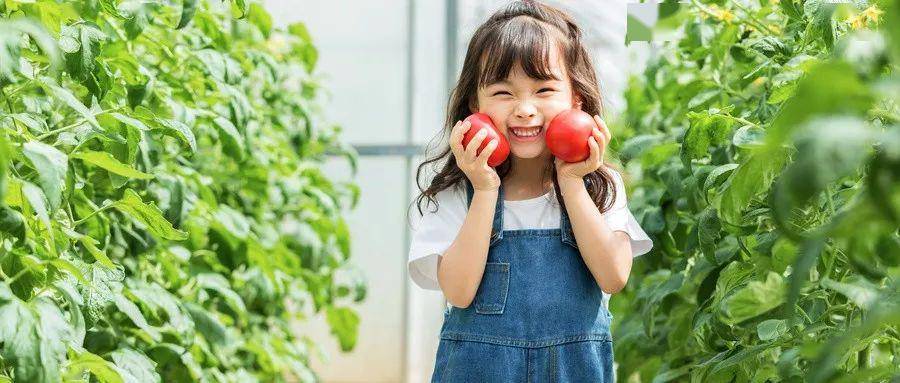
[514,103,537,119]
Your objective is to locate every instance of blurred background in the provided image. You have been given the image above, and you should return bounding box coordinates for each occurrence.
[260,1,660,381]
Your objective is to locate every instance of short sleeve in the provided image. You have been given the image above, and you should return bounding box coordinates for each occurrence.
[603,169,653,257]
[407,185,467,290]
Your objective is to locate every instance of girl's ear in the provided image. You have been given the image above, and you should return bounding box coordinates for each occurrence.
[574,98,583,110]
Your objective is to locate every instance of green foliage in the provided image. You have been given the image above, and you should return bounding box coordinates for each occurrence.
[0,0,362,381]
[611,1,899,382]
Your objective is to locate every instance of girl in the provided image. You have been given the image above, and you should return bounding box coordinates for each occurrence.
[407,1,653,381]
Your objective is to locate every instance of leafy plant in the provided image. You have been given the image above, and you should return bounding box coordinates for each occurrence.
[611,1,899,382]
[0,0,362,382]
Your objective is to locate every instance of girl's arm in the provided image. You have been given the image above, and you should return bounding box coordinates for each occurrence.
[436,188,498,308]
[559,178,633,294]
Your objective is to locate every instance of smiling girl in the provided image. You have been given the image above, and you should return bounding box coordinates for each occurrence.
[407,1,653,381]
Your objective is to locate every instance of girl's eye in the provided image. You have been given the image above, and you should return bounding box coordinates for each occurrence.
[493,91,511,96]
[539,88,555,93]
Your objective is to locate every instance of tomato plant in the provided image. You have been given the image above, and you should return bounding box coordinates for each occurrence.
[610,1,899,382]
[0,0,362,381]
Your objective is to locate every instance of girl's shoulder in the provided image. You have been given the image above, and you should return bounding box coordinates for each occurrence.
[422,181,468,217]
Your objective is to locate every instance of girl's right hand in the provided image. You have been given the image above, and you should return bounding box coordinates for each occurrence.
[451,119,501,191]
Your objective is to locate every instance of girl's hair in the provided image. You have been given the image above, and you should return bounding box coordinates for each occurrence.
[410,0,618,219]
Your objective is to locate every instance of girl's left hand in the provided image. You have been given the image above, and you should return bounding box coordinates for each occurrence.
[555,115,610,182]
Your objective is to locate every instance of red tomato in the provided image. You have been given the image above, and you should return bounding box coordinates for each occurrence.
[545,109,594,163]
[461,113,510,167]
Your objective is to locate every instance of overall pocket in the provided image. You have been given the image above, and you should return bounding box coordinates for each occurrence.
[474,262,510,314]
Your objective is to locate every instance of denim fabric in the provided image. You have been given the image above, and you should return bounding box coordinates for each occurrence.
[431,180,615,383]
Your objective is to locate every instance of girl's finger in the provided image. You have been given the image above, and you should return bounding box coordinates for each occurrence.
[450,121,465,153]
[589,136,600,164]
[598,128,608,149]
[596,115,612,144]
[465,129,487,161]
[478,139,497,165]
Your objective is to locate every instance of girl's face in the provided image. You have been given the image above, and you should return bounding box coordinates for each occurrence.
[472,46,580,160]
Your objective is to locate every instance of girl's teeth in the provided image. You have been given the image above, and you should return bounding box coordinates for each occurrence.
[513,128,540,137]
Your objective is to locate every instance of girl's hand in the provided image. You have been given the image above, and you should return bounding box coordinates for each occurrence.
[451,119,501,191]
[555,115,610,182]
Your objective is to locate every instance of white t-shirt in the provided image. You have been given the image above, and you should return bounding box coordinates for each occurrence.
[407,169,653,306]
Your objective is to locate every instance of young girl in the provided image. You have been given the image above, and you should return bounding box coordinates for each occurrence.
[407,1,653,381]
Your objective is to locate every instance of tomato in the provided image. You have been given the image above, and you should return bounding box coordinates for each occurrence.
[545,109,594,163]
[461,113,510,167]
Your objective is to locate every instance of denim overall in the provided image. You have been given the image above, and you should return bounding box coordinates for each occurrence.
[431,180,615,382]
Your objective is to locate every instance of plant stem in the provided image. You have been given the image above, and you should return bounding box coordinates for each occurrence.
[35,108,120,140]
[732,1,778,35]
[1,86,22,133]
[74,203,115,226]
[7,266,31,285]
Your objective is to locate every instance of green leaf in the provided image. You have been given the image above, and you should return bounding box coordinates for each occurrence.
[212,205,250,240]
[64,350,125,383]
[0,283,72,383]
[71,150,154,179]
[757,319,788,341]
[59,23,106,81]
[23,141,68,211]
[247,3,272,37]
[114,291,162,342]
[51,279,85,348]
[0,19,62,80]
[81,262,125,326]
[0,206,25,241]
[803,0,837,48]
[110,112,150,131]
[60,227,116,268]
[765,61,873,148]
[110,348,161,383]
[196,273,247,322]
[127,282,193,337]
[731,125,765,149]
[681,108,735,166]
[720,272,786,325]
[183,302,233,350]
[176,0,198,29]
[212,116,245,160]
[708,342,775,376]
[703,163,738,193]
[116,0,157,40]
[712,262,755,310]
[153,118,196,152]
[4,113,49,134]
[325,306,359,352]
[787,237,826,322]
[21,181,53,240]
[773,117,872,218]
[286,22,318,72]
[718,148,787,225]
[39,77,100,129]
[0,130,8,202]
[698,208,721,264]
[820,276,878,310]
[231,0,249,19]
[113,189,187,241]
[49,258,88,284]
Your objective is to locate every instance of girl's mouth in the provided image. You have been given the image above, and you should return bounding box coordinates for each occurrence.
[509,126,543,142]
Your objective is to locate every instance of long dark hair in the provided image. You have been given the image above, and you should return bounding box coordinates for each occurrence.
[410,0,618,220]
